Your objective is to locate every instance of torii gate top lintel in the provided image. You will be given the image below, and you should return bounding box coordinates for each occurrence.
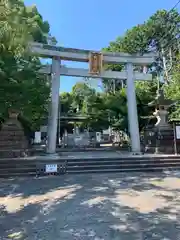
[30,42,156,66]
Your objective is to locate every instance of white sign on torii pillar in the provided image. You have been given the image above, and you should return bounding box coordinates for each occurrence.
[30,42,155,154]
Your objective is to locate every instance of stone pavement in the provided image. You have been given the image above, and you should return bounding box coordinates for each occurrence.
[61,150,122,159]
[1,171,180,239]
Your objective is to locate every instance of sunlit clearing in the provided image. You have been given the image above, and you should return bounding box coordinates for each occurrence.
[0,185,81,213]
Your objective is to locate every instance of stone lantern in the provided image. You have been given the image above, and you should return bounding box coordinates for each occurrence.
[150,89,174,129]
[0,109,29,158]
[144,89,175,153]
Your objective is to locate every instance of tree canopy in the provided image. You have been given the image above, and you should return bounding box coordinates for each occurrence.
[0,0,56,129]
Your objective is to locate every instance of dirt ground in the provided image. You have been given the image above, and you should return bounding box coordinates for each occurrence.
[1,171,180,239]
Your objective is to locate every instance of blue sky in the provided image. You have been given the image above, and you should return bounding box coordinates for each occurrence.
[24,0,179,92]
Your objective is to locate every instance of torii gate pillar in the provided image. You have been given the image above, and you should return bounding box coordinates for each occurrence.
[46,57,60,154]
[126,63,141,153]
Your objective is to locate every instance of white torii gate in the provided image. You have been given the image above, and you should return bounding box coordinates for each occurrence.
[30,42,155,154]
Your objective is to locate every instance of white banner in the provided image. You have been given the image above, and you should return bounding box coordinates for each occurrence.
[34,131,41,143]
[96,132,101,142]
[176,126,180,139]
[45,164,57,173]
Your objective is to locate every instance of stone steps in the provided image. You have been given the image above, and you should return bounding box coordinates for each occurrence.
[67,162,180,173]
[0,155,180,177]
[67,166,180,174]
[66,156,180,173]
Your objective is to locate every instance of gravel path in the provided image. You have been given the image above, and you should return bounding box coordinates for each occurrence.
[1,171,180,239]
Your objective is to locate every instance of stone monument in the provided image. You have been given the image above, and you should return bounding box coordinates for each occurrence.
[0,109,29,158]
[144,89,175,153]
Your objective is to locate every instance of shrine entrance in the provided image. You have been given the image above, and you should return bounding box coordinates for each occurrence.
[30,42,155,154]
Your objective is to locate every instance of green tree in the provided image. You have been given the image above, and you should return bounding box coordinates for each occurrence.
[71,82,96,113]
[81,92,109,131]
[164,55,180,119]
[146,10,180,53]
[0,0,55,130]
[60,92,73,115]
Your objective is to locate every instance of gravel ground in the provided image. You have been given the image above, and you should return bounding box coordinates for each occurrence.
[1,171,180,239]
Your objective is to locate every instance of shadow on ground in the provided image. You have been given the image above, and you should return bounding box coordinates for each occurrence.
[1,171,180,239]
